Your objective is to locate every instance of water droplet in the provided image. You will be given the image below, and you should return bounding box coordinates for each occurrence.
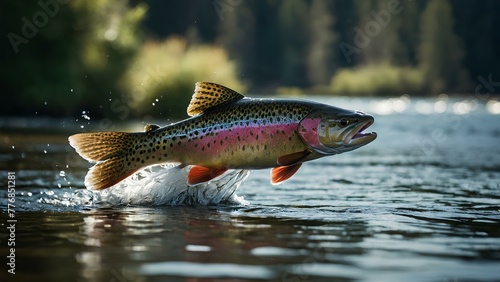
[156,98,159,102]
[80,125,84,129]
[70,88,73,92]
[152,103,155,106]
[44,101,47,105]
[81,110,91,120]
[43,150,47,154]
[59,171,66,177]
[57,183,62,188]
[11,146,14,149]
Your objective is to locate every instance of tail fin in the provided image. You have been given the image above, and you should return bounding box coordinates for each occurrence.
[68,132,141,190]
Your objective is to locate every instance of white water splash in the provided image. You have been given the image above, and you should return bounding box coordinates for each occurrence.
[21,165,250,210]
[98,164,250,206]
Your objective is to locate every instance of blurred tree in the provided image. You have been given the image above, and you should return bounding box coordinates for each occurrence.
[307,0,338,87]
[217,1,255,87]
[278,0,310,87]
[120,37,246,119]
[397,0,424,66]
[349,0,408,65]
[0,0,146,117]
[418,0,470,93]
[453,0,500,84]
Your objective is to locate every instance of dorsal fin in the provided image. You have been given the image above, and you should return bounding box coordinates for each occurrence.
[187,82,244,116]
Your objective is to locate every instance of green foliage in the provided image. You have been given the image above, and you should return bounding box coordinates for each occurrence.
[330,63,424,96]
[0,0,146,117]
[418,0,470,93]
[1,0,499,119]
[120,37,247,119]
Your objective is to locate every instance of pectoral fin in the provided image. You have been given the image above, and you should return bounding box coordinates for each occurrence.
[188,165,228,185]
[271,163,302,185]
[277,150,310,166]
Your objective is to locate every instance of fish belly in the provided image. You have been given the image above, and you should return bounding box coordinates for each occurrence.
[169,122,307,169]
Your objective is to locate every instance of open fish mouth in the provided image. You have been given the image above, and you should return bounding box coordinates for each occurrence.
[343,119,377,146]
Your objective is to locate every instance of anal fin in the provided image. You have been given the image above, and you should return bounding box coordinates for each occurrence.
[188,165,228,185]
[271,163,302,185]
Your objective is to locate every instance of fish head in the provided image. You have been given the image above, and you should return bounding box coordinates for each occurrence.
[299,107,377,155]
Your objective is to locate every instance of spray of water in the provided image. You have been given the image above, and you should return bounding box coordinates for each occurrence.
[99,164,250,206]
[9,165,250,211]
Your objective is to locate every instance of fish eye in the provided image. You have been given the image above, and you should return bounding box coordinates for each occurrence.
[339,118,349,127]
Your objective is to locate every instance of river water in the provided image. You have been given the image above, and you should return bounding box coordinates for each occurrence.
[1,96,499,282]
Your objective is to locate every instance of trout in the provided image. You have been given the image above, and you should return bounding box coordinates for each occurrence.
[69,82,377,190]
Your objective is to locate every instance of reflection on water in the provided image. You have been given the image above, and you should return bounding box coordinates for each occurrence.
[1,97,499,281]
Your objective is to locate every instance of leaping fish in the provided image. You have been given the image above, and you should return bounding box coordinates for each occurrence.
[69,82,377,190]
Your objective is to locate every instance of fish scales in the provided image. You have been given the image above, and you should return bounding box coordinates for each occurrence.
[69,82,377,190]
[146,99,315,169]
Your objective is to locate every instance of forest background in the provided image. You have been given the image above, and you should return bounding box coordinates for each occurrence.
[1,0,499,119]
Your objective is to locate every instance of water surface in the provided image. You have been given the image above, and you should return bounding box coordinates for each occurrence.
[1,97,499,282]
